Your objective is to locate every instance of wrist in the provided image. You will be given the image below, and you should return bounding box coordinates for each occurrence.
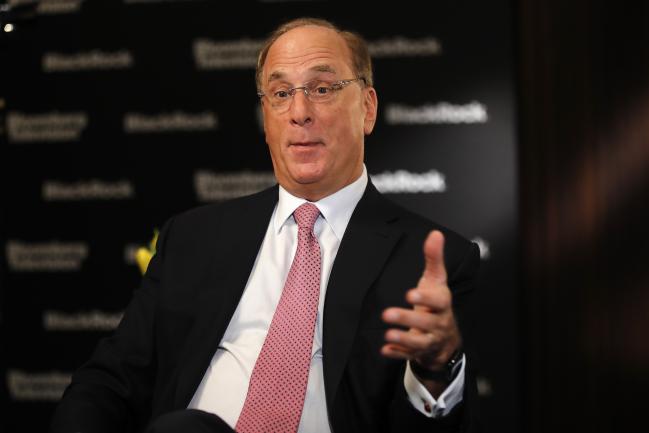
[410,347,464,383]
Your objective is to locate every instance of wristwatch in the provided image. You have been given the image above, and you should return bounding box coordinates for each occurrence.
[410,348,464,382]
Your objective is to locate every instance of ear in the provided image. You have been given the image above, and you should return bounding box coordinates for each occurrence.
[363,87,378,135]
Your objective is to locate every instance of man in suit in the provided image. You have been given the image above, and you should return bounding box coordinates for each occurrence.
[51,17,480,433]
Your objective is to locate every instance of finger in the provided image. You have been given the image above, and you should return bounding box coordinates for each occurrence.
[405,288,452,313]
[382,307,442,331]
[384,329,440,352]
[380,343,414,360]
[421,230,447,285]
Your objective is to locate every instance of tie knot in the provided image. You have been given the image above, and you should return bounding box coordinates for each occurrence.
[293,202,320,230]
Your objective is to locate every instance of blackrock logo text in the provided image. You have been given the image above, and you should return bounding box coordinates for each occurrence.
[385,102,488,125]
[43,310,123,331]
[369,37,442,58]
[42,179,135,201]
[123,111,218,133]
[371,170,447,193]
[42,50,134,72]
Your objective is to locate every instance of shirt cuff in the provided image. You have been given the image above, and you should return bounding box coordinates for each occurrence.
[403,354,466,418]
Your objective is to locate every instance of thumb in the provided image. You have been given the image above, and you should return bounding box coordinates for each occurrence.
[421,230,447,284]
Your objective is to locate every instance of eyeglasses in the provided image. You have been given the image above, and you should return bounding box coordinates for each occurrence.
[258,77,366,111]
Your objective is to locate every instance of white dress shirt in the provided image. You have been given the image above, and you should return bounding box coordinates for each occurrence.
[188,165,465,431]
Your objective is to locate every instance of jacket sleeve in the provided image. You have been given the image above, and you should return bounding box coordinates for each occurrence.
[389,240,482,433]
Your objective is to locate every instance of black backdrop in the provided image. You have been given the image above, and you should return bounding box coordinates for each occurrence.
[0,1,518,432]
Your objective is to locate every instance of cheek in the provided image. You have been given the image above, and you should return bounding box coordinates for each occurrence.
[345,101,368,133]
[325,105,364,136]
[264,120,284,154]
[264,116,279,139]
[339,112,366,143]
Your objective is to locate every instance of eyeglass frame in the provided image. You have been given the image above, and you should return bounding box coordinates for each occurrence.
[257,77,367,108]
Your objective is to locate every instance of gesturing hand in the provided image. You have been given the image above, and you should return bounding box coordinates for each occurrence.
[381,230,462,378]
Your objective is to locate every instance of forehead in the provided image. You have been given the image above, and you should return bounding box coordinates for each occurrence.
[263,25,354,82]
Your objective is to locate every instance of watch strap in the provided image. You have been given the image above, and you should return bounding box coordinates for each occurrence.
[410,348,464,382]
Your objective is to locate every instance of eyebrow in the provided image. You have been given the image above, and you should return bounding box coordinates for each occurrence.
[267,64,338,83]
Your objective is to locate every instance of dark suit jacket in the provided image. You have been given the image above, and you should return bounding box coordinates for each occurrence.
[51,182,481,433]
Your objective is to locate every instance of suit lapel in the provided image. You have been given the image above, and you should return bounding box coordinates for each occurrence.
[173,186,279,408]
[322,183,403,410]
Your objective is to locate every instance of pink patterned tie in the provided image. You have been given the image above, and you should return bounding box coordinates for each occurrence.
[236,202,321,433]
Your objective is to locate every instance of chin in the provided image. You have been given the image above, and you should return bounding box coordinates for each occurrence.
[289,164,327,184]
[293,175,324,186]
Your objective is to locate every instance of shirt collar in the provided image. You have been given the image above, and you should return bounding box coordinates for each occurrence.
[274,165,368,240]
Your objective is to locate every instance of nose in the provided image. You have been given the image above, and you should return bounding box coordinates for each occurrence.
[288,90,313,127]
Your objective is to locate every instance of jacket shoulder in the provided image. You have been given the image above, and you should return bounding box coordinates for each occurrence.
[152,185,277,255]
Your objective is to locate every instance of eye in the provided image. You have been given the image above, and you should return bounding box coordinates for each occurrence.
[314,85,331,95]
[273,90,290,99]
